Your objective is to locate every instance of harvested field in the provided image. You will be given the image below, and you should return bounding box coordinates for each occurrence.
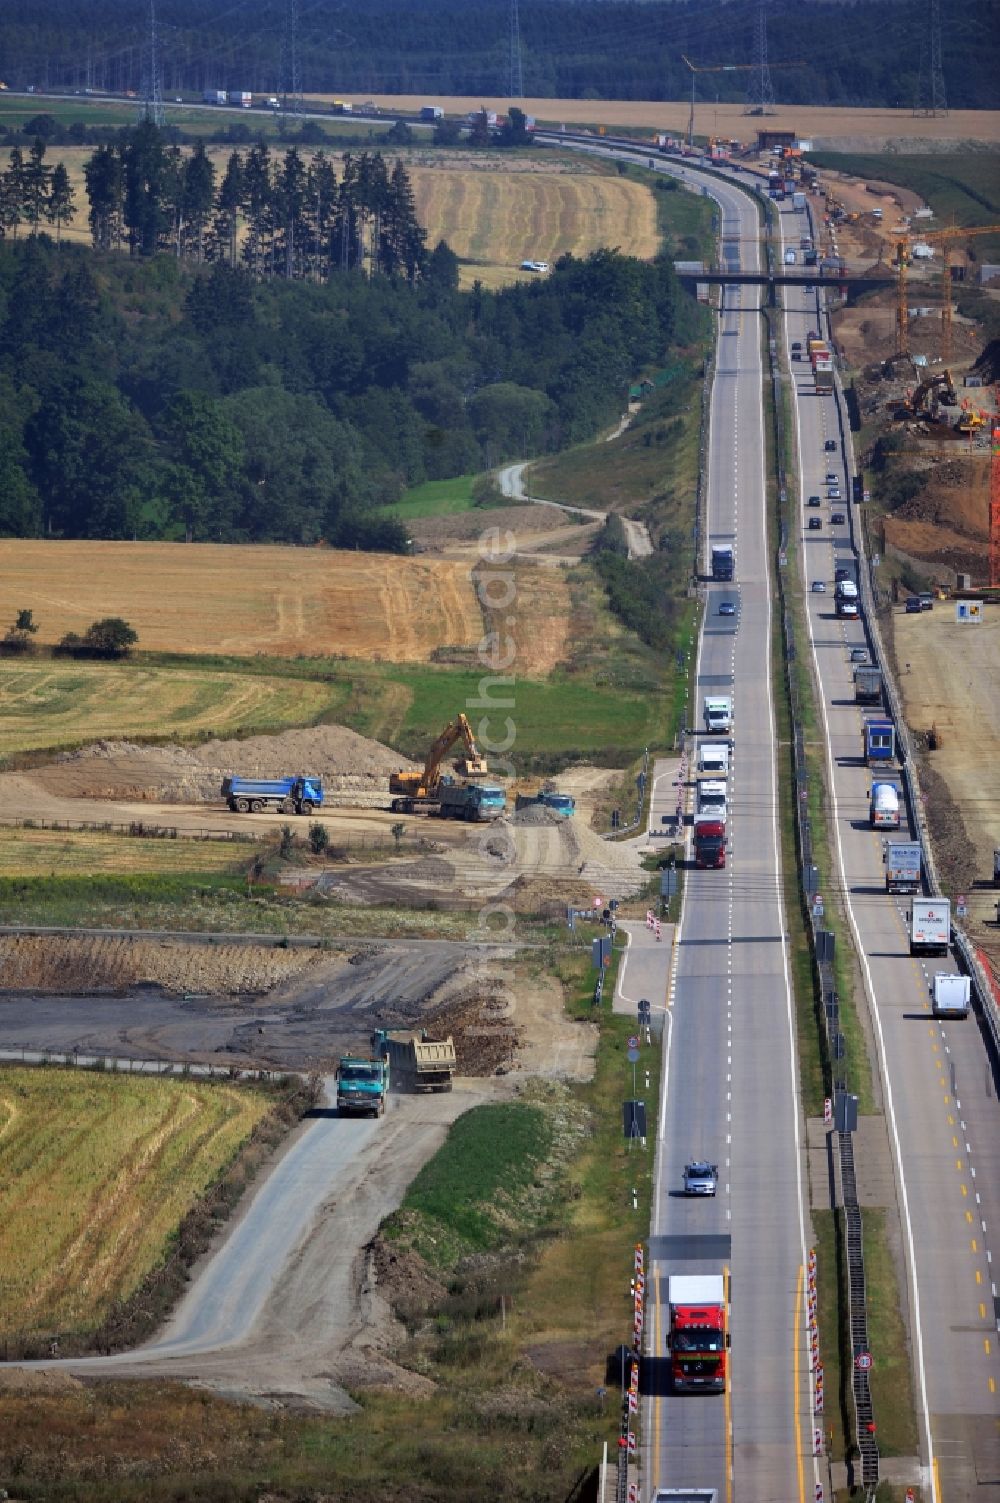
[0,1067,270,1339]
[0,660,337,758]
[309,96,1000,148]
[0,826,254,877]
[0,539,484,664]
[46,146,659,285]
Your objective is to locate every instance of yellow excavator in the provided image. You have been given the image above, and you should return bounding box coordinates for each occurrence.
[389,713,489,812]
[892,368,958,422]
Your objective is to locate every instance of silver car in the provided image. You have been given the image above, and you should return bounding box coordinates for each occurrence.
[683,1161,719,1196]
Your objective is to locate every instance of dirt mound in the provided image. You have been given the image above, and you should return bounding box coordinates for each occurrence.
[0,935,327,995]
[510,805,565,826]
[33,725,414,804]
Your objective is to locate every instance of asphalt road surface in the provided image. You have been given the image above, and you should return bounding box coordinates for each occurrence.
[640,160,816,1503]
[782,206,1000,1499]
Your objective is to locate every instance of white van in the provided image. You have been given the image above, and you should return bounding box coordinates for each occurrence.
[783,249,797,265]
[698,743,730,776]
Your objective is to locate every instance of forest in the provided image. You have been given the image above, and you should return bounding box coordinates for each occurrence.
[0,208,698,545]
[1,0,998,110]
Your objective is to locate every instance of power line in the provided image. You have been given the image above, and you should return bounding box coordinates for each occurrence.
[914,0,948,116]
[744,0,775,117]
[139,0,165,127]
[509,0,524,100]
[281,0,303,117]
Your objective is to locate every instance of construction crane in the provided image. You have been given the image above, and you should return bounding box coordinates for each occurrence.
[680,55,803,148]
[389,713,488,811]
[894,222,1000,360]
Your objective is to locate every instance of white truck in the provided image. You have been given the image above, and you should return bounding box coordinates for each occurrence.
[696,779,728,824]
[703,696,732,734]
[909,898,951,956]
[884,841,921,893]
[698,743,730,776]
[869,781,900,829]
[932,973,970,1018]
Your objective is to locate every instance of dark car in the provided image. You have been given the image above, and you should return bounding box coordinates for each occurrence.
[831,511,846,525]
[808,517,822,529]
[791,341,802,351]
[807,495,821,507]
[850,647,868,663]
[905,597,922,614]
[824,439,837,452]
[835,567,852,582]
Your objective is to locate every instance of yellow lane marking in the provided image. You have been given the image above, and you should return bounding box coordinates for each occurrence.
[967,1211,974,1224]
[953,1137,959,1149]
[947,1114,955,1126]
[961,1184,969,1198]
[986,1338,992,1358]
[972,1239,978,1253]
[977,1270,983,1285]
[956,1159,964,1171]
[990,1377,997,1395]
[980,1303,987,1319]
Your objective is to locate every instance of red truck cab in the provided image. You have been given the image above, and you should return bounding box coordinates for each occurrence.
[694,819,726,868]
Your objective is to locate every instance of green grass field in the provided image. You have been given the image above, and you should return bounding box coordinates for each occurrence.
[811,152,1000,257]
[388,475,481,521]
[0,95,395,144]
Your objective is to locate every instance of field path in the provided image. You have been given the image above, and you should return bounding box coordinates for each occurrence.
[498,461,653,559]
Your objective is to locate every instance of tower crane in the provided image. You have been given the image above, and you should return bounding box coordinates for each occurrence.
[894,222,1000,360]
[680,55,803,148]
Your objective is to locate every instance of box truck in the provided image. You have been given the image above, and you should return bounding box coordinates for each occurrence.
[667,1274,729,1392]
[909,898,950,956]
[697,743,730,776]
[703,696,732,734]
[884,841,921,893]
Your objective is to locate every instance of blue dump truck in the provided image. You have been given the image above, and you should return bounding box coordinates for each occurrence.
[514,790,576,818]
[336,1054,389,1116]
[221,775,324,814]
[437,781,507,821]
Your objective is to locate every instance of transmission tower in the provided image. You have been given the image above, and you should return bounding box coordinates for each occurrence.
[914,0,947,115]
[281,0,303,117]
[139,0,165,127]
[509,0,524,99]
[744,0,775,116]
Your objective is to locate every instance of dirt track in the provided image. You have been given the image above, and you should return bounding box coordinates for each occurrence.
[890,605,1000,974]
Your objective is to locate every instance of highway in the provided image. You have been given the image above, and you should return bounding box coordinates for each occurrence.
[642,163,815,1502]
[781,204,1000,1499]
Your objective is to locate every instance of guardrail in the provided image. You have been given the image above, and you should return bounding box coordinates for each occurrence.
[764,302,879,1491]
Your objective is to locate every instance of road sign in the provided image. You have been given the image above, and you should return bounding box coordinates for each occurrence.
[956,894,968,918]
[627,1047,640,1063]
[854,1351,873,1371]
[627,1035,639,1050]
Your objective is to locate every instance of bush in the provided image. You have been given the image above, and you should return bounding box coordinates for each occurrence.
[308,821,329,855]
[56,616,138,659]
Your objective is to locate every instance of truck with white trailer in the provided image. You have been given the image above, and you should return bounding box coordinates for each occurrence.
[695,779,728,824]
[884,841,921,893]
[869,780,901,829]
[931,973,970,1018]
[909,898,951,956]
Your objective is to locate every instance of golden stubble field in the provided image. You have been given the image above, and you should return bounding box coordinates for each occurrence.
[0,539,484,662]
[45,145,659,284]
[0,1067,271,1339]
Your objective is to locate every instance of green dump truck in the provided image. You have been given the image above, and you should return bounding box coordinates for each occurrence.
[336,1054,389,1117]
[372,1029,456,1092]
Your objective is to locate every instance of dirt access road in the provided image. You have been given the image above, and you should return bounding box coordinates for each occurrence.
[2,954,596,1409]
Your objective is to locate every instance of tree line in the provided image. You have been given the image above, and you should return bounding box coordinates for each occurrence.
[0,234,699,548]
[0,0,997,109]
[83,123,428,280]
